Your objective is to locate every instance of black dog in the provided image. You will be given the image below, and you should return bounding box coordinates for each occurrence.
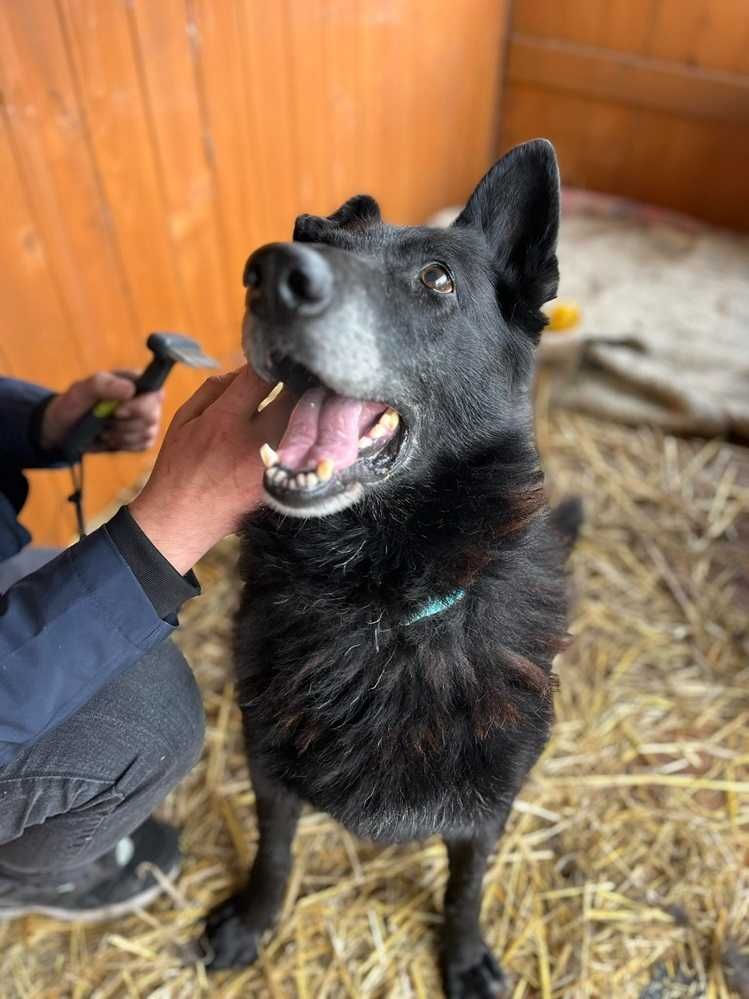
[203,139,577,997]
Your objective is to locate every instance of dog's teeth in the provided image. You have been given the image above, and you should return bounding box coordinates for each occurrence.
[260,443,279,468]
[381,408,399,431]
[306,472,319,488]
[370,423,387,439]
[286,477,299,490]
[358,436,371,449]
[316,458,334,481]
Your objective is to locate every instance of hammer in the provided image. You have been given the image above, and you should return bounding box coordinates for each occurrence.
[62,332,218,462]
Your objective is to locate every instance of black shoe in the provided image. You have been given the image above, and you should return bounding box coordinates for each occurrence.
[0,817,181,922]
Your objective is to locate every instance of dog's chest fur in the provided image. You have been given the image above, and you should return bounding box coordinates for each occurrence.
[233,468,569,843]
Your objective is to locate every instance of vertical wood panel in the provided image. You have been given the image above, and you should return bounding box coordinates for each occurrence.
[2,0,508,544]
[129,0,236,357]
[0,116,76,540]
[63,0,191,335]
[0,2,135,368]
[504,0,749,230]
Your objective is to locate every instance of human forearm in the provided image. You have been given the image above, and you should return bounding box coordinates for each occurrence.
[0,526,180,765]
[0,377,63,469]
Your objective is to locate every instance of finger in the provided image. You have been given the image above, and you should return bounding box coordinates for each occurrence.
[104,416,159,439]
[115,390,164,420]
[205,365,280,418]
[104,423,159,447]
[101,429,158,452]
[79,372,137,406]
[168,370,242,431]
[109,439,155,453]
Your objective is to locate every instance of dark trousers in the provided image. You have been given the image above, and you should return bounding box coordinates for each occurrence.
[0,641,204,883]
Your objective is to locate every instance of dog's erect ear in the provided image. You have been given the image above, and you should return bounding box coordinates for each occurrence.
[294,194,381,242]
[454,139,560,312]
[327,194,381,229]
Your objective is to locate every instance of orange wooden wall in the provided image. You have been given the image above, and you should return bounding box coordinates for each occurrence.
[1,0,508,544]
[501,0,749,229]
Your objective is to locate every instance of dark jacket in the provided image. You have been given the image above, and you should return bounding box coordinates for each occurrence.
[0,377,199,766]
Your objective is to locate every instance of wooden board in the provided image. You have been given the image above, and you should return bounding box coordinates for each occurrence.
[503,0,749,229]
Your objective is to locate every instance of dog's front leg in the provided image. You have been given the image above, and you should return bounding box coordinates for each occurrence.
[203,761,301,970]
[441,806,511,998]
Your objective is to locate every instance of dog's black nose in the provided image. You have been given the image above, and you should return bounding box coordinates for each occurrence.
[244,243,333,319]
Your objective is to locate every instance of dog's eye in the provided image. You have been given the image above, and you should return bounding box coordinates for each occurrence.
[419,262,455,294]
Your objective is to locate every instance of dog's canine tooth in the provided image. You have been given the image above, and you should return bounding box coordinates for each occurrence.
[316,458,334,481]
[369,423,387,439]
[260,443,279,468]
[381,408,399,431]
[358,436,371,449]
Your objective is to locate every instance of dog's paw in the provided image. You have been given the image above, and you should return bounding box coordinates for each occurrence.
[441,942,508,999]
[200,894,262,971]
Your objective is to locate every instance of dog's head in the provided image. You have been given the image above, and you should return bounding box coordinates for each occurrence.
[243,139,560,518]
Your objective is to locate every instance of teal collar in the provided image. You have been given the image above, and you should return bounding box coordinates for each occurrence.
[403,588,466,626]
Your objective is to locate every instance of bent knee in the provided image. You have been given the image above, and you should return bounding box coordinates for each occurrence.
[139,640,206,772]
[90,640,206,780]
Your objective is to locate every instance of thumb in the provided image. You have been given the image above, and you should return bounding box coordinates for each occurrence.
[205,364,281,418]
[169,369,242,431]
[77,371,136,407]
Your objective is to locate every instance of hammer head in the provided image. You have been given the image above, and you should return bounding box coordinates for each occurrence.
[146,331,219,369]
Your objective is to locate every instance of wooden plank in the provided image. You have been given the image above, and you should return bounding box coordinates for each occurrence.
[0,116,77,541]
[507,35,749,124]
[62,0,190,337]
[648,0,749,74]
[501,82,749,230]
[408,0,507,218]
[128,0,236,358]
[0,1,138,368]
[186,0,270,286]
[690,0,749,75]
[512,0,660,53]
[512,0,749,71]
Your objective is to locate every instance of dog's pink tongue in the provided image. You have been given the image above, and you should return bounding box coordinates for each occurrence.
[278,387,384,472]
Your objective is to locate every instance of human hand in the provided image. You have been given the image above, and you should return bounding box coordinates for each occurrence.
[40,371,163,453]
[129,366,292,574]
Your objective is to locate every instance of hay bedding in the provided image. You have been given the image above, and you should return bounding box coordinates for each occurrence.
[1,404,747,999]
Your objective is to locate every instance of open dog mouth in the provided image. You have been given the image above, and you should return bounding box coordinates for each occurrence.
[259,354,407,517]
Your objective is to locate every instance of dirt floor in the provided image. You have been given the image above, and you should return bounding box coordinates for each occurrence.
[2,201,748,997]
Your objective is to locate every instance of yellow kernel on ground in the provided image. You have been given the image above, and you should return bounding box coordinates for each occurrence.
[545,300,582,332]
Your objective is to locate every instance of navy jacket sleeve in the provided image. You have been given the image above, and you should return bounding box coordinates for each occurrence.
[0,377,67,471]
[0,377,68,559]
[0,509,200,766]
